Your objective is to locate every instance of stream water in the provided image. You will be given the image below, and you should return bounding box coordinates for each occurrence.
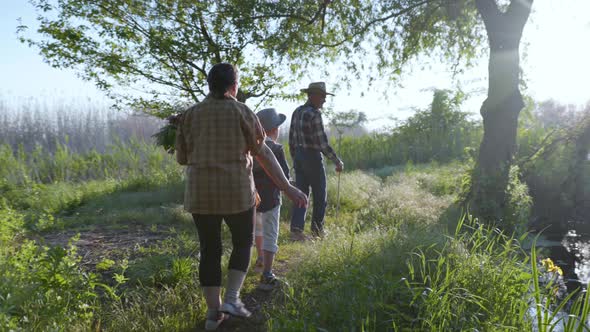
[527,221,590,330]
[543,221,590,293]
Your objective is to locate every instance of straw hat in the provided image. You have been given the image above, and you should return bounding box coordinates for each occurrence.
[300,82,335,96]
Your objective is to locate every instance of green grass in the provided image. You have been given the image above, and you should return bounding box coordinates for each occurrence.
[267,166,534,331]
[0,145,587,331]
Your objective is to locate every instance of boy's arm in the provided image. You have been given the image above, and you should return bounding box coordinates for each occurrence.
[255,143,306,208]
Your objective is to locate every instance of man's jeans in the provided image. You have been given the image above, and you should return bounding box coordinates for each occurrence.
[290,148,327,235]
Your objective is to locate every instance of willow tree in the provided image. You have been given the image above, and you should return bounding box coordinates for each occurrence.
[19,0,337,116]
[318,0,534,227]
[469,0,534,225]
[22,0,535,227]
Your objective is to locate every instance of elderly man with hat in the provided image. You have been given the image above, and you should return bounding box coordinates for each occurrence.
[289,82,343,241]
[252,107,290,290]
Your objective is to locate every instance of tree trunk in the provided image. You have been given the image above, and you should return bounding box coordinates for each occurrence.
[470,0,533,224]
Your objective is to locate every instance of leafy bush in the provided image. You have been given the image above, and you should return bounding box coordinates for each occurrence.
[503,166,533,233]
[332,90,482,170]
[517,100,590,225]
[0,234,98,330]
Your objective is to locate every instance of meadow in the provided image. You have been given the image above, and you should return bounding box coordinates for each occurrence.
[1,95,589,331]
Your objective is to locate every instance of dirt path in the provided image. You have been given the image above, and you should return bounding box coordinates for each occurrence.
[38,226,299,331]
[38,224,171,268]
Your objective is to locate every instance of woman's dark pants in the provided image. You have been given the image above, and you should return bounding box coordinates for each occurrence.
[192,207,254,286]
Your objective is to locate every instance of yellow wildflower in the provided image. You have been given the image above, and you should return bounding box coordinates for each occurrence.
[541,258,563,276]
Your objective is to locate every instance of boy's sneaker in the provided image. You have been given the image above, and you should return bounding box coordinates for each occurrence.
[220,300,252,318]
[205,311,227,331]
[258,272,279,291]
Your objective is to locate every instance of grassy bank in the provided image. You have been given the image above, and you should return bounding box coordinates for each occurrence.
[0,137,586,330]
[266,165,534,331]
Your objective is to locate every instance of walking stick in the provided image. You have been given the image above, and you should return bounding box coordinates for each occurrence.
[336,169,341,222]
[335,133,342,222]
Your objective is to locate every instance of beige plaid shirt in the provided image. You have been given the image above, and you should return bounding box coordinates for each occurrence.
[175,95,266,214]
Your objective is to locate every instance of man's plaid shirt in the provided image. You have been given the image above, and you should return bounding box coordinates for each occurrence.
[288,102,341,164]
[175,94,266,215]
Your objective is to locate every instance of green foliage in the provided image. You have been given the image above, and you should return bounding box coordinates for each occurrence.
[334,90,481,170]
[125,255,195,287]
[20,0,488,116]
[465,164,532,234]
[0,236,98,330]
[20,0,339,112]
[152,123,177,153]
[404,222,532,330]
[96,258,116,271]
[0,203,25,244]
[516,100,590,225]
[0,137,192,331]
[504,166,533,232]
[0,149,569,330]
[1,97,577,332]
[326,170,381,212]
[100,281,206,331]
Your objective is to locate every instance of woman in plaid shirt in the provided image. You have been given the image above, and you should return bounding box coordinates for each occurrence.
[175,63,307,330]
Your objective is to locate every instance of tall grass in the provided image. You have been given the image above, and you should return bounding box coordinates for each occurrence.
[0,135,189,330]
[268,165,537,331]
[0,154,584,331]
[1,139,178,186]
[0,96,163,154]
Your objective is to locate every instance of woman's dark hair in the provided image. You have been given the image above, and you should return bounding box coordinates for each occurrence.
[207,63,238,97]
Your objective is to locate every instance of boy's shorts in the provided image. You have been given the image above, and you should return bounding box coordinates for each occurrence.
[255,205,280,253]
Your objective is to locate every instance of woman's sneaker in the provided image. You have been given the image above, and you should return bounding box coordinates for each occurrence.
[258,272,279,291]
[220,300,252,318]
[205,311,227,331]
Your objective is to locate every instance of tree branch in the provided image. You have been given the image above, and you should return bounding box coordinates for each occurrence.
[506,0,534,34]
[98,2,207,100]
[198,13,222,63]
[475,0,501,33]
[250,0,332,25]
[318,0,430,49]
[245,85,272,99]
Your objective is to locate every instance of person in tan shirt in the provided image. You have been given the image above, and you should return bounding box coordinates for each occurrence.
[175,63,307,331]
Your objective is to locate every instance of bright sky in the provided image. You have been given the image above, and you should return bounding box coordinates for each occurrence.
[1,1,589,130]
